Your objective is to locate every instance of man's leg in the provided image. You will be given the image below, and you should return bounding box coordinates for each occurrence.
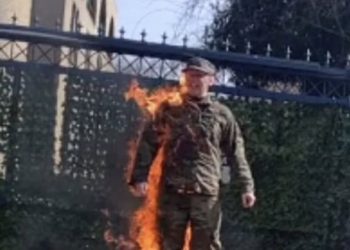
[190,195,222,250]
[159,192,190,250]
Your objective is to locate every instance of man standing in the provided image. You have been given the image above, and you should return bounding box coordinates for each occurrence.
[129,57,256,250]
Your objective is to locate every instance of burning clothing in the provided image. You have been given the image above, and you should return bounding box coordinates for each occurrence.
[130,95,254,249]
[130,95,254,195]
[127,56,255,249]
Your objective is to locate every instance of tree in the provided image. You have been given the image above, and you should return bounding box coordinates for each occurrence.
[206,0,350,66]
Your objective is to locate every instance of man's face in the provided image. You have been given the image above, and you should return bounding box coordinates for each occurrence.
[183,70,215,98]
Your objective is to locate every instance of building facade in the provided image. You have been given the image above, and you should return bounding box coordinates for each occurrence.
[0,0,118,177]
[0,0,118,36]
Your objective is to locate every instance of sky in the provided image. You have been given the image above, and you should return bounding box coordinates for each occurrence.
[115,0,219,46]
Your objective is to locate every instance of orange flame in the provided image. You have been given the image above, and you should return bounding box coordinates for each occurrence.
[130,146,165,249]
[125,79,191,250]
[184,226,191,250]
[124,79,186,118]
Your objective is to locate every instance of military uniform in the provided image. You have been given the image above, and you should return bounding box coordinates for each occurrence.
[130,57,255,250]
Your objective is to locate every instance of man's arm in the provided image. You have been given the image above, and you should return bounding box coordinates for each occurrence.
[129,119,160,185]
[231,121,255,194]
[128,106,166,196]
[222,109,256,207]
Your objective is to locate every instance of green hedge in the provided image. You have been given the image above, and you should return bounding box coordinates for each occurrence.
[221,100,350,250]
[1,81,350,249]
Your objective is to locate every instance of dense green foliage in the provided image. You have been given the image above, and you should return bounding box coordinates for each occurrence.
[220,100,350,250]
[0,70,137,250]
[209,0,350,66]
[2,94,350,249]
[202,0,350,247]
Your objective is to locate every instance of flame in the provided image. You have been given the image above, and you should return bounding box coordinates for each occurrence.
[183,226,191,250]
[125,79,191,250]
[124,79,186,118]
[130,146,165,249]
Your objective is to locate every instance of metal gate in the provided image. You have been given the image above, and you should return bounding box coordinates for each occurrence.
[1,23,350,250]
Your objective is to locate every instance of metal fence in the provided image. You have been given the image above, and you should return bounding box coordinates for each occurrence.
[1,23,350,249]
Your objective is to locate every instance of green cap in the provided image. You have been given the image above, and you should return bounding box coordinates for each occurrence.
[182,57,216,75]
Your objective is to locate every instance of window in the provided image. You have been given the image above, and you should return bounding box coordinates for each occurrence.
[87,0,97,21]
[70,4,80,32]
[107,19,115,59]
[98,0,106,35]
[108,19,114,37]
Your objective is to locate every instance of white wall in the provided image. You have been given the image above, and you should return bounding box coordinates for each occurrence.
[0,0,33,26]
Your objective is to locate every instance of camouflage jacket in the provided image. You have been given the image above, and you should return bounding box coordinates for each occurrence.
[130,95,254,196]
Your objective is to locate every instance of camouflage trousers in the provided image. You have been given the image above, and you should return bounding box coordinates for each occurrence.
[159,191,222,250]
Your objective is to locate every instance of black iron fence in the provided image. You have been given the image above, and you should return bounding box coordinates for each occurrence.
[1,23,350,250]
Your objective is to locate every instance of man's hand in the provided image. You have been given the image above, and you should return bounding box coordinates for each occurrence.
[104,229,116,245]
[131,182,149,197]
[241,192,256,208]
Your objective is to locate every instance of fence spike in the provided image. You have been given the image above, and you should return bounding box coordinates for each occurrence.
[212,41,217,51]
[98,25,104,36]
[246,41,252,55]
[77,22,82,33]
[119,27,125,39]
[306,48,312,62]
[326,51,332,67]
[224,38,230,51]
[11,13,17,25]
[208,41,215,51]
[286,46,292,59]
[204,26,209,44]
[266,43,272,57]
[162,32,167,44]
[183,35,188,47]
[141,29,147,42]
[34,16,40,27]
[346,54,350,69]
[55,19,61,30]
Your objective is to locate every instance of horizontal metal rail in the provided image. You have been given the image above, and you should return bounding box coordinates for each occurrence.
[0,24,349,80]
